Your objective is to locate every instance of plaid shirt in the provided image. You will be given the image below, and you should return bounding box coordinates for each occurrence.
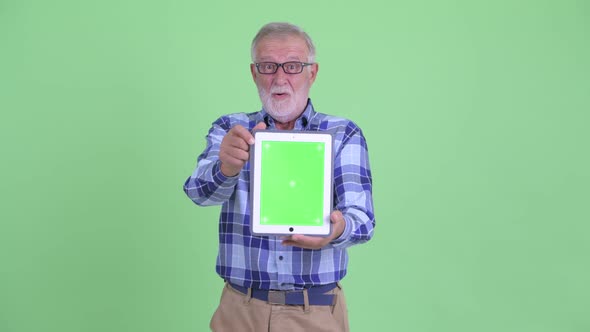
[184,100,375,290]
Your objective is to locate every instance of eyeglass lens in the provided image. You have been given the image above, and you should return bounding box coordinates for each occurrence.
[257,62,305,74]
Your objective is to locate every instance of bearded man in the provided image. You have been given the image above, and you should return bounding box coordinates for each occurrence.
[183,22,375,332]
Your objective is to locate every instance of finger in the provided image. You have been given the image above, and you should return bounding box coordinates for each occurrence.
[282,235,327,250]
[252,121,267,131]
[226,135,250,151]
[223,146,250,162]
[281,235,302,247]
[330,210,344,224]
[282,238,318,249]
[329,210,346,240]
[219,151,246,170]
[230,125,255,145]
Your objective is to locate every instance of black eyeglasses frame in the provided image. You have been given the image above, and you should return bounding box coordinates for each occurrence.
[254,61,314,75]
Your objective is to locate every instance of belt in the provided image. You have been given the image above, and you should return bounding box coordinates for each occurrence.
[228,282,337,306]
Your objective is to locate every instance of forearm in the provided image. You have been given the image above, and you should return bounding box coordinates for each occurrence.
[183,118,239,206]
[183,159,239,206]
[329,125,376,249]
[331,201,375,249]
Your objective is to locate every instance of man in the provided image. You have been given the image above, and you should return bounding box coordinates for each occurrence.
[184,22,375,332]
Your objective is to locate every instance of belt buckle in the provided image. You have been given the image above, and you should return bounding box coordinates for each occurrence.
[267,291,286,305]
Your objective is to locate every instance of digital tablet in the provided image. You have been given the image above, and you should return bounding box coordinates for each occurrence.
[250,130,334,236]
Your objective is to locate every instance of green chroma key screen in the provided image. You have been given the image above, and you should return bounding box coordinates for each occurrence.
[259,141,326,226]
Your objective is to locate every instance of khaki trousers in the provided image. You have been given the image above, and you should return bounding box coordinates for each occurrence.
[210,282,350,332]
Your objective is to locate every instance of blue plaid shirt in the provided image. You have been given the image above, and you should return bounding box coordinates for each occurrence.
[184,99,375,290]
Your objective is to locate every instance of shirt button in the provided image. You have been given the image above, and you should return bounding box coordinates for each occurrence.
[279,256,283,260]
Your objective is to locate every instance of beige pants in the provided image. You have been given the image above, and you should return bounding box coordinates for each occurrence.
[210,283,350,332]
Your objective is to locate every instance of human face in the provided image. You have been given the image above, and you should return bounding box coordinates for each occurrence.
[251,35,318,124]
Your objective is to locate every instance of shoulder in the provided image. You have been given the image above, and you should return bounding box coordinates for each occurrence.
[312,112,365,143]
[211,111,263,131]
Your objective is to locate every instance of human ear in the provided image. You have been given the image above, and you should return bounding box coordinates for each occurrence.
[309,63,319,83]
[250,63,257,81]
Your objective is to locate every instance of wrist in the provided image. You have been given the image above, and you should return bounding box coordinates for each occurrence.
[220,162,239,177]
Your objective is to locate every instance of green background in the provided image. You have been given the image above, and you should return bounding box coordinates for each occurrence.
[260,141,325,227]
[1,0,589,331]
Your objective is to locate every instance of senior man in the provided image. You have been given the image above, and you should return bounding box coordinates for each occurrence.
[184,22,375,332]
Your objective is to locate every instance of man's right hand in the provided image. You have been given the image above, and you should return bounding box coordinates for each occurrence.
[219,122,266,177]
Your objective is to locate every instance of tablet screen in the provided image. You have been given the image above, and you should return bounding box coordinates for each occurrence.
[260,141,325,226]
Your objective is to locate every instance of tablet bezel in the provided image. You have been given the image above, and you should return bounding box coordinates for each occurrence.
[249,130,333,236]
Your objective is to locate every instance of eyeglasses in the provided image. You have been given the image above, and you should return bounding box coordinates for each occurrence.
[255,62,314,74]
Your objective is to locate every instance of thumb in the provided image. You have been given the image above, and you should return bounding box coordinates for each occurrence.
[330,210,346,240]
[252,121,267,131]
[330,210,344,224]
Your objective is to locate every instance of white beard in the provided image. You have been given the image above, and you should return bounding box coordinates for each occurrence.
[257,85,302,123]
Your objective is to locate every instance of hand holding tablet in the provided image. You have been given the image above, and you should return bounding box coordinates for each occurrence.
[280,210,345,249]
[219,122,267,177]
[250,130,334,236]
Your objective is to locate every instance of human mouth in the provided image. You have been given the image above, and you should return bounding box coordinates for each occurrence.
[272,92,290,99]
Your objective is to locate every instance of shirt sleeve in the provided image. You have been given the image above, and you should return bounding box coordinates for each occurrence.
[330,122,376,249]
[183,116,240,206]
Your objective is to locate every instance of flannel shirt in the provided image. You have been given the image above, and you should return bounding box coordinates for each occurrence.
[184,99,375,290]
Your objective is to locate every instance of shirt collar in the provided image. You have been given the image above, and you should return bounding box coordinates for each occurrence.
[260,99,315,130]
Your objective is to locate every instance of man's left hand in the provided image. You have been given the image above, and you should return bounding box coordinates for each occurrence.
[281,210,346,250]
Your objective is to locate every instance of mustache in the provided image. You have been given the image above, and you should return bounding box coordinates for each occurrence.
[270,86,292,94]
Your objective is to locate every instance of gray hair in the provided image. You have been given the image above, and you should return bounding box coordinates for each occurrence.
[251,22,316,63]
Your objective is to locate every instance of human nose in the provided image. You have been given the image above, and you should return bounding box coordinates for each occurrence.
[273,65,289,83]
